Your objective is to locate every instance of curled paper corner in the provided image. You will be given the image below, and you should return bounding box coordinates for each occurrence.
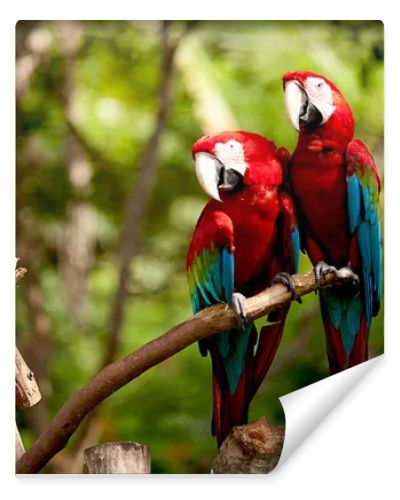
[273,355,383,472]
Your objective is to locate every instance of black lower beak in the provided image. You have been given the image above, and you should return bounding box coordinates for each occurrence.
[299,96,323,130]
[218,167,243,192]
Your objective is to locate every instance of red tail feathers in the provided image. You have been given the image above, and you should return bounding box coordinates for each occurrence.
[253,308,288,397]
[321,305,369,374]
[210,346,252,447]
[210,311,288,447]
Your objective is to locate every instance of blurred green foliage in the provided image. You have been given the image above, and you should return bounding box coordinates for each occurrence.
[16,20,383,473]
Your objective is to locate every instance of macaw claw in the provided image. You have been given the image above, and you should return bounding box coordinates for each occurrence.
[271,272,302,303]
[336,265,360,288]
[232,292,248,330]
[314,261,338,291]
[314,261,360,291]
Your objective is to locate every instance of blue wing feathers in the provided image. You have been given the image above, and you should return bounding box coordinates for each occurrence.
[322,164,381,355]
[325,291,342,331]
[358,221,373,325]
[321,288,362,355]
[370,214,382,312]
[210,258,223,298]
[348,175,361,233]
[217,322,254,394]
[221,248,234,303]
[291,225,300,273]
[189,244,252,394]
[362,185,372,215]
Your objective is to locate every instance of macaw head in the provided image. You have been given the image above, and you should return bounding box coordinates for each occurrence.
[282,71,354,137]
[192,130,279,202]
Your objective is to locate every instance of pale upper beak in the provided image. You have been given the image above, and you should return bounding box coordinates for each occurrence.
[194,152,222,201]
[284,79,334,131]
[194,152,244,202]
[284,80,307,131]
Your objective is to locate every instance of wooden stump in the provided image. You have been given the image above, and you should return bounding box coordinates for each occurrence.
[212,417,285,474]
[83,442,151,474]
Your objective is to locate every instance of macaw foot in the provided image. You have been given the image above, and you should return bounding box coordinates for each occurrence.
[314,261,338,290]
[336,264,360,288]
[314,261,360,291]
[271,272,302,304]
[232,292,248,330]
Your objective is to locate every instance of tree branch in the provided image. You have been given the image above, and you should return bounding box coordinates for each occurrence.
[19,261,54,440]
[15,261,42,464]
[16,267,356,474]
[16,266,27,284]
[16,425,26,461]
[16,347,42,409]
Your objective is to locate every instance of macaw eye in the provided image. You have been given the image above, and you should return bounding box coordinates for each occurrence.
[306,77,326,91]
[226,140,241,152]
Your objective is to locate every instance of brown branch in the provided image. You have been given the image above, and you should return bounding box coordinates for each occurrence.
[212,417,284,474]
[16,267,355,474]
[16,424,26,461]
[15,260,42,465]
[19,264,54,439]
[15,261,42,410]
[16,267,27,283]
[16,347,42,409]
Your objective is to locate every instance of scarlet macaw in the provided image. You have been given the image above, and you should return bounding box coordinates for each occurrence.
[283,71,382,373]
[187,131,299,446]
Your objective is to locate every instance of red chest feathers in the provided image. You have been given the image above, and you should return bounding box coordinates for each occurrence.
[290,151,350,266]
[227,188,280,290]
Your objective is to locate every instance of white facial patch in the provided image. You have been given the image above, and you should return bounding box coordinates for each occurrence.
[214,140,248,176]
[304,77,336,125]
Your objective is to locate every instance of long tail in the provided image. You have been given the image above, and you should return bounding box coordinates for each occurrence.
[252,307,289,398]
[320,289,369,374]
[210,342,253,447]
[210,311,288,447]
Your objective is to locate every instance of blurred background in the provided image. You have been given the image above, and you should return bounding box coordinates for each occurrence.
[16,20,384,473]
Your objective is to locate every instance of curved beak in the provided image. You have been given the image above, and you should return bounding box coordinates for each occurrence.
[284,80,323,131]
[194,152,222,202]
[194,152,244,202]
[284,80,307,131]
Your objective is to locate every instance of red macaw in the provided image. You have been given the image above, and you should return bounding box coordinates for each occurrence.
[186,131,299,446]
[283,71,382,373]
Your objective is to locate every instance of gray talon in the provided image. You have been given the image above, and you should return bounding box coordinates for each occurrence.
[271,272,301,302]
[336,265,360,288]
[314,261,338,289]
[232,292,247,329]
[337,263,360,292]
